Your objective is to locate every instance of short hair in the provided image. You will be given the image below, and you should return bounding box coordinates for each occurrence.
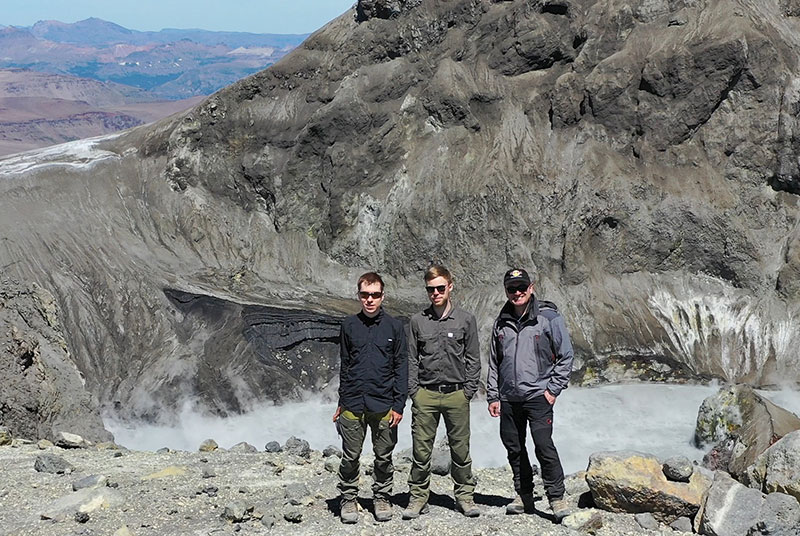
[424,264,452,283]
[357,271,384,291]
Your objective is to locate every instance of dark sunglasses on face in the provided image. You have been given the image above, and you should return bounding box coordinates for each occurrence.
[358,291,383,300]
[506,284,529,294]
[425,285,447,294]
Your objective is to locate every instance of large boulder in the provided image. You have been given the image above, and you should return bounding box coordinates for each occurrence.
[695,385,800,479]
[585,451,710,523]
[745,429,800,503]
[697,471,800,536]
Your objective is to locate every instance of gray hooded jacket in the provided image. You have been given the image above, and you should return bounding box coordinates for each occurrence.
[486,297,574,403]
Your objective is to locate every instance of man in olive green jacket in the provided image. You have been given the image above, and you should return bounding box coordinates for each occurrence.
[403,265,481,519]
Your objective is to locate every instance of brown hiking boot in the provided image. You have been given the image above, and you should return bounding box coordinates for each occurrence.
[506,492,534,515]
[549,497,571,522]
[457,498,480,518]
[373,497,392,522]
[401,500,429,520]
[340,498,358,524]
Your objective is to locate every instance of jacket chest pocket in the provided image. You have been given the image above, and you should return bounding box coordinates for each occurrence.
[417,333,439,355]
[376,337,395,356]
[444,327,465,356]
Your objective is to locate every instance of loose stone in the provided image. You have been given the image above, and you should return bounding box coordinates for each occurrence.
[283,437,310,458]
[198,439,218,452]
[72,474,108,491]
[75,511,90,523]
[34,453,74,474]
[663,456,694,483]
[284,509,303,523]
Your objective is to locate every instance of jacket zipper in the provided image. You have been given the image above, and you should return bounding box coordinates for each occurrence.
[513,319,520,393]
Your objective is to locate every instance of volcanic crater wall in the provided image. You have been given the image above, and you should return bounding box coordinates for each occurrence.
[3,0,800,431]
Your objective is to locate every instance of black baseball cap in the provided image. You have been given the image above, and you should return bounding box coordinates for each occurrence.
[503,269,531,287]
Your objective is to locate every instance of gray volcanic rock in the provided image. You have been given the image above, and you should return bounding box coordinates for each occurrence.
[0,279,111,442]
[662,456,694,483]
[695,385,800,479]
[3,0,800,426]
[34,453,74,474]
[698,471,800,536]
[745,429,800,502]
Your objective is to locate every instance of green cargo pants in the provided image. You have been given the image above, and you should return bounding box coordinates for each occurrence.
[408,388,476,503]
[337,409,397,501]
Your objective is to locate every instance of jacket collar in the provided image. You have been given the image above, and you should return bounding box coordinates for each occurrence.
[498,295,539,325]
[358,307,384,324]
[423,302,454,321]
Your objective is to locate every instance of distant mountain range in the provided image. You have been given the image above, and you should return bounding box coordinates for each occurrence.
[0,69,204,156]
[0,18,309,156]
[0,18,308,99]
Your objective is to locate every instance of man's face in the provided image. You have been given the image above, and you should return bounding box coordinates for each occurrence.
[505,281,533,308]
[425,276,452,308]
[358,281,384,317]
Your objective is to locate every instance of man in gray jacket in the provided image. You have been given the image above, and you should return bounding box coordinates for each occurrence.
[403,265,481,519]
[487,268,574,521]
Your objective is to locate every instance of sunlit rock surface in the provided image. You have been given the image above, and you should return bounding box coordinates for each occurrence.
[695,384,800,479]
[0,279,111,442]
[2,0,800,423]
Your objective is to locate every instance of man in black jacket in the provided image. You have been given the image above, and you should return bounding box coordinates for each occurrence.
[333,272,408,524]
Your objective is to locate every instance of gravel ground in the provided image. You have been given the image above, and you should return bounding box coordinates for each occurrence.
[0,441,669,536]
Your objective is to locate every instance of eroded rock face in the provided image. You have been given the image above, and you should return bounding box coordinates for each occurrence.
[695,385,800,479]
[356,0,422,21]
[0,279,111,442]
[104,289,344,421]
[2,0,800,423]
[745,429,800,503]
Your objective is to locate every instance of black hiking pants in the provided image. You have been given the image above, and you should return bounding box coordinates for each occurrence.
[499,396,565,500]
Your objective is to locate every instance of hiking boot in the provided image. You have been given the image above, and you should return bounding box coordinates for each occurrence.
[457,498,480,518]
[549,497,571,522]
[373,497,392,522]
[506,492,534,515]
[401,500,429,520]
[340,498,358,524]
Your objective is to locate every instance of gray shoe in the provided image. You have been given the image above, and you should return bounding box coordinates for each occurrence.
[457,498,480,518]
[506,493,534,515]
[340,498,358,524]
[402,500,429,520]
[374,497,392,522]
[549,497,571,522]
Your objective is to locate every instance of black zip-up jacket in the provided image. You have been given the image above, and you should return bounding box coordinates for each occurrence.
[338,308,408,414]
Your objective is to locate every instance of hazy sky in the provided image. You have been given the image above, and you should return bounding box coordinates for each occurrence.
[2,0,356,35]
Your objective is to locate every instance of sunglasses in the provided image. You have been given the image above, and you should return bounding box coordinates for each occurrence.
[506,284,529,294]
[358,291,383,300]
[425,285,448,294]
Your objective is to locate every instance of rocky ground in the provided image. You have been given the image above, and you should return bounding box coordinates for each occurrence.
[2,384,800,536]
[0,437,659,536]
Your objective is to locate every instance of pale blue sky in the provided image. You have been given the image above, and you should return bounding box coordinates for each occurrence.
[2,0,356,35]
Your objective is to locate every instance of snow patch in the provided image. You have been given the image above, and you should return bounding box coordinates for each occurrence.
[0,134,123,176]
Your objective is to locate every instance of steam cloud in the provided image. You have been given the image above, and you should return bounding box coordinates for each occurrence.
[106,383,800,474]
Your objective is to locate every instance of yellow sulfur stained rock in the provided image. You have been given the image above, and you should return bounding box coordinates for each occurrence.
[143,465,188,480]
[586,451,711,523]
